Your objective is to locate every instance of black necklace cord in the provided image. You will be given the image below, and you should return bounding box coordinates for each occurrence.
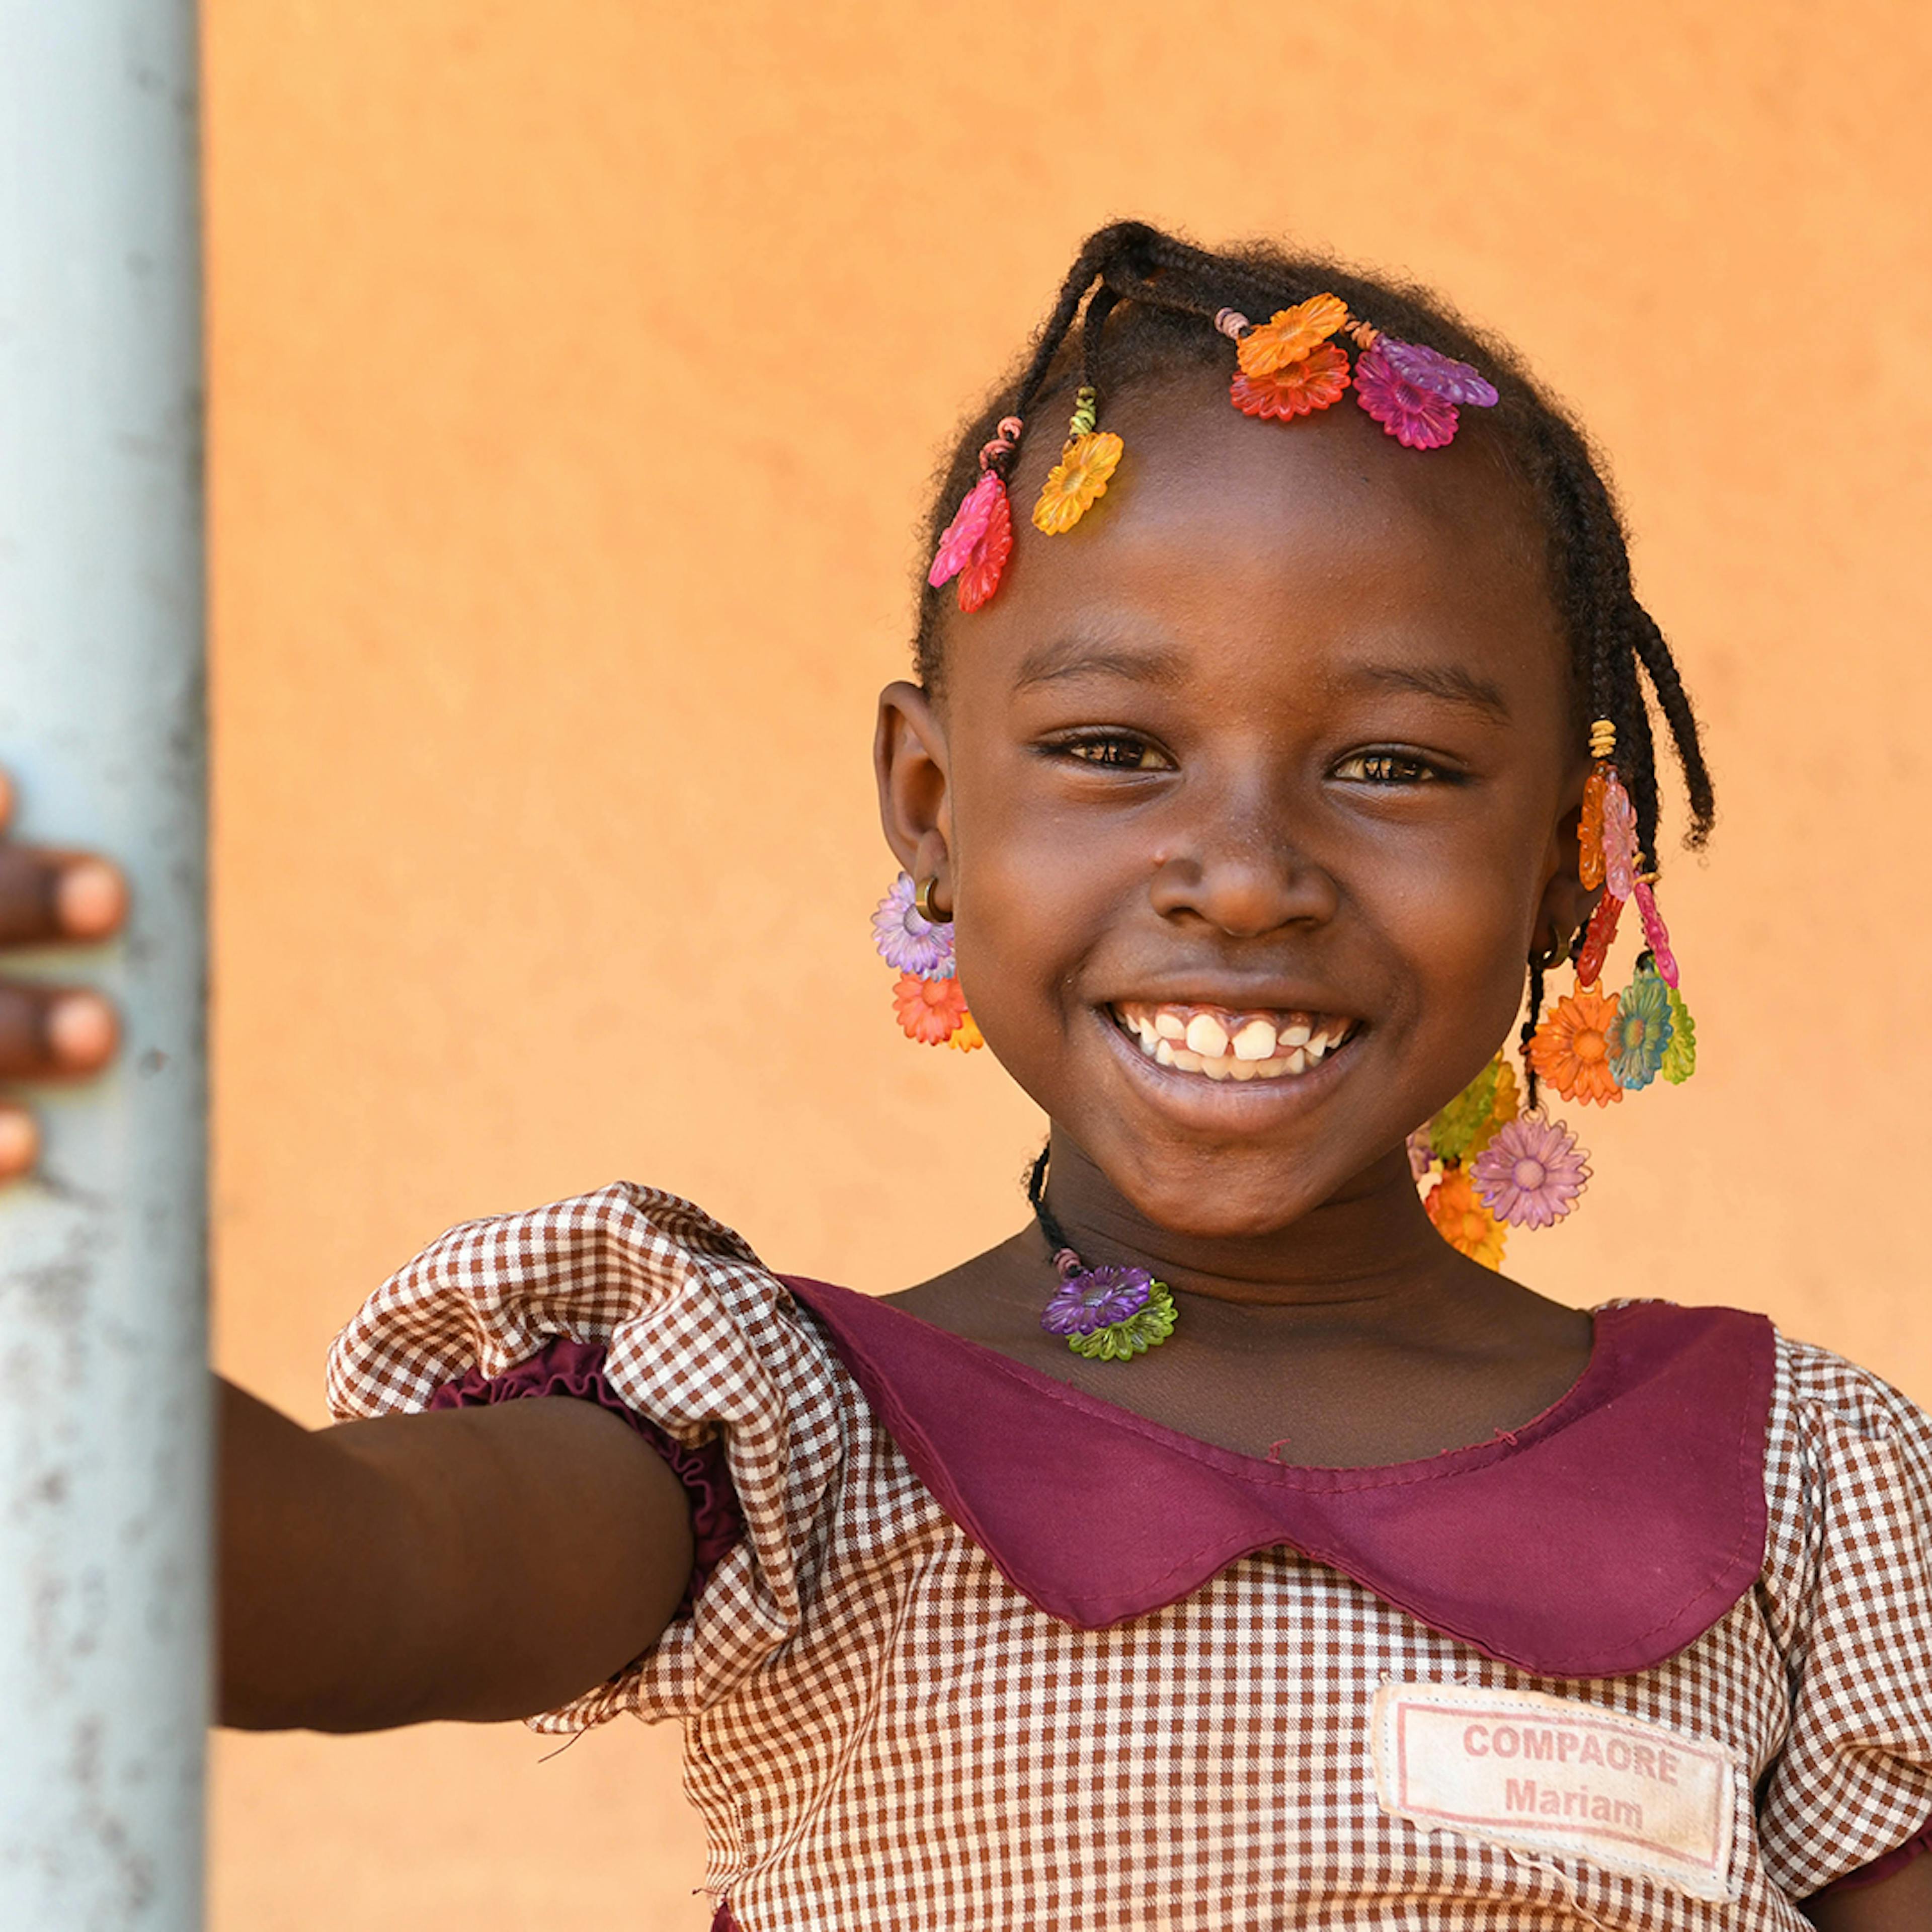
[1026,1143,1077,1261]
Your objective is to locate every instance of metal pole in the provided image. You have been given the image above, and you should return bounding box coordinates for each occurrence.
[0,3,208,1925]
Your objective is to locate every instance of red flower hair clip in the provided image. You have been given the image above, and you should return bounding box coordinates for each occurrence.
[928,416,1022,613]
[1215,301,1498,449]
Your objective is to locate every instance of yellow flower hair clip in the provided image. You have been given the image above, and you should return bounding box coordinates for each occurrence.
[1032,388,1123,536]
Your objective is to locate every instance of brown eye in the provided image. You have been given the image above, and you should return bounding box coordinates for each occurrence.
[1061,735,1172,771]
[1333,751,1441,784]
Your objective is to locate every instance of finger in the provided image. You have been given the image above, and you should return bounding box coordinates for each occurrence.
[0,983,119,1079]
[0,1102,38,1182]
[0,847,130,946]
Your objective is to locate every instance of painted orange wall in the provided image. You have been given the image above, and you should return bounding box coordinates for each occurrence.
[203,4,1932,1924]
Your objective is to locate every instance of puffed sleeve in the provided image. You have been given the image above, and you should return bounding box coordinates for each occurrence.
[1755,1341,1932,1897]
[325,1182,859,1732]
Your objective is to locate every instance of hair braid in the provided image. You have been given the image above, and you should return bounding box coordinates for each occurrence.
[1079,284,1121,402]
[913,223,1715,882]
[1628,607,1715,848]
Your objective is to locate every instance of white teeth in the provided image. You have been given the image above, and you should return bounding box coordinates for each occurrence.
[1185,1013,1230,1057]
[1233,1018,1276,1061]
[1117,1003,1355,1084]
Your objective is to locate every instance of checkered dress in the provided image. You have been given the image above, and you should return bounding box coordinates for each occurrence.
[328,1184,1932,1930]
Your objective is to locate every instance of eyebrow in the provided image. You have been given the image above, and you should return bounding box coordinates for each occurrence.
[1349,661,1513,722]
[1012,637,1190,693]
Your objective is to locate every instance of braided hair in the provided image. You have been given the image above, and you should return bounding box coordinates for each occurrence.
[914,221,1714,876]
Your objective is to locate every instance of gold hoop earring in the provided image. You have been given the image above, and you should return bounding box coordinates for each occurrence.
[1531,925,1573,972]
[914,876,946,923]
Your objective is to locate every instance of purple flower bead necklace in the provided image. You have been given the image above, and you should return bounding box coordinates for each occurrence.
[1027,1148,1178,1362]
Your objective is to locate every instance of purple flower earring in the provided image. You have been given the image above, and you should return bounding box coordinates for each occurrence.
[870,871,982,1051]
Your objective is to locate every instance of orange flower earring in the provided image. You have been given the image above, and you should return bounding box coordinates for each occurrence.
[871,872,982,1052]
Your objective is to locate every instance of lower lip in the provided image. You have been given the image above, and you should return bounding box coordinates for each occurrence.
[1096,1008,1360,1113]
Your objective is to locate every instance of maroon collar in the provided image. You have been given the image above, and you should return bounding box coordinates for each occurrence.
[781,1279,1775,1679]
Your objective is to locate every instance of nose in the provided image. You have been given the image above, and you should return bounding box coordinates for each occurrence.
[1146,783,1341,938]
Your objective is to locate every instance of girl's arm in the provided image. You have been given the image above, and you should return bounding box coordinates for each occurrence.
[1802,1850,1932,1930]
[218,1376,696,1730]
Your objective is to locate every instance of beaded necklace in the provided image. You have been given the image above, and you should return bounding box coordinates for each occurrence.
[1027,1149,1179,1362]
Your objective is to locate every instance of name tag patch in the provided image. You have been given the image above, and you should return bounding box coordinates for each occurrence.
[1371,1682,1739,1900]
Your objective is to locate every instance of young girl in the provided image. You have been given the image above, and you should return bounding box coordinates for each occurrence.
[220,223,1932,1930]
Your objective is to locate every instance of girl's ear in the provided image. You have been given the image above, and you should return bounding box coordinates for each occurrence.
[874,682,953,907]
[1535,796,1596,960]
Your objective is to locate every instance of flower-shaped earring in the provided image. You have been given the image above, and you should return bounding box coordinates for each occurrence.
[1414,717,1698,1268]
[871,871,982,1052]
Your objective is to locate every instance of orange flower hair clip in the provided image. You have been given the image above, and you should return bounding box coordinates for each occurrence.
[1214,298,1499,450]
[930,282,1502,616]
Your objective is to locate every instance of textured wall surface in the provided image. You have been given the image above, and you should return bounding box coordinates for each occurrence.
[204,4,1932,1923]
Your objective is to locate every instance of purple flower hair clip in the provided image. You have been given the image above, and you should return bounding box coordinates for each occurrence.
[1352,341,1463,450]
[1377,338,1501,409]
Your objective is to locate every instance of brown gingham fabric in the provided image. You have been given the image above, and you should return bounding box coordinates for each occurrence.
[328,1183,1932,1930]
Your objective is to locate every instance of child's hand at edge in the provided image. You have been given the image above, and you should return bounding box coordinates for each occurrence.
[218,1378,698,1729]
[0,766,127,1177]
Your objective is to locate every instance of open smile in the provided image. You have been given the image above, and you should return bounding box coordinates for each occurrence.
[1107,1001,1361,1082]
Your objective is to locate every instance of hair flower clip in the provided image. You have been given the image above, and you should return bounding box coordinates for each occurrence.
[1572,889,1624,989]
[1424,1166,1508,1267]
[929,419,1022,611]
[1606,961,1674,1092]
[1528,987,1625,1106]
[1230,341,1351,422]
[1598,770,1641,899]
[1427,1052,1518,1164]
[1630,877,1678,987]
[1352,340,1461,450]
[1377,338,1500,409]
[928,472,1015,614]
[1033,389,1124,535]
[1470,1112,1591,1229]
[1578,770,1607,889]
[1234,294,1350,376]
[1660,987,1697,1084]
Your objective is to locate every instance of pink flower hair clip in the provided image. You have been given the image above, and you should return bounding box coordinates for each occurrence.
[1215,297,1499,450]
[928,416,1021,614]
[932,288,1501,622]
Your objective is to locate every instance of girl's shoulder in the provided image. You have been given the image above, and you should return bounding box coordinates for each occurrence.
[325,1182,898,1734]
[326,1179,857,1446]
[1770,1323,1932,1443]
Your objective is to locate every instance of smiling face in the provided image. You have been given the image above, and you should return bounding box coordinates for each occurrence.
[879,367,1589,1248]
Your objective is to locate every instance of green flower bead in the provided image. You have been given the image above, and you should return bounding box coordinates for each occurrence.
[1661,986,1697,1084]
[1068,1282,1178,1360]
[1429,1056,1502,1163]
